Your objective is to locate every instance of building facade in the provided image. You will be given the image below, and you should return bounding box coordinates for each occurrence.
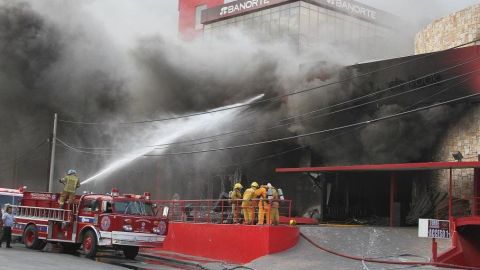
[415,4,480,54]
[179,0,409,60]
[415,5,480,209]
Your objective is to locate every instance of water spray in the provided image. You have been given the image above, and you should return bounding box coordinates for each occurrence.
[80,94,264,186]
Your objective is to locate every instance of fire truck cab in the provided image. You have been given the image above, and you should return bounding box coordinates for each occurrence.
[12,189,168,259]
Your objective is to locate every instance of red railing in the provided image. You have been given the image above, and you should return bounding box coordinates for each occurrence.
[153,199,292,225]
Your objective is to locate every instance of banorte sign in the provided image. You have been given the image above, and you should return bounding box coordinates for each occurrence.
[202,0,288,24]
[220,0,272,16]
[201,0,385,25]
[324,0,376,20]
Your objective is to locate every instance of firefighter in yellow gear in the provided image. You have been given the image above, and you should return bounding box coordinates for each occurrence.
[230,183,243,223]
[267,183,280,225]
[242,182,259,225]
[58,169,80,208]
[254,185,268,225]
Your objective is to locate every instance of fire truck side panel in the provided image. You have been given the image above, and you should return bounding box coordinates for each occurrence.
[12,220,48,240]
[47,220,76,242]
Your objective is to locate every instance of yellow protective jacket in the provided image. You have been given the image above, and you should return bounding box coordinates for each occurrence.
[61,175,80,193]
[242,187,257,207]
[230,189,242,205]
[254,187,267,208]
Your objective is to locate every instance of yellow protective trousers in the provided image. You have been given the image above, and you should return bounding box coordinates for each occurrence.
[59,191,75,206]
[257,202,270,225]
[268,207,280,225]
[242,206,255,224]
[232,204,241,223]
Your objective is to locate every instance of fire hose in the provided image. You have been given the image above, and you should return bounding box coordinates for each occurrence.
[300,232,480,270]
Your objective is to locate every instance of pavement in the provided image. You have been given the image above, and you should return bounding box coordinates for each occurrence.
[0,226,462,270]
[247,226,455,270]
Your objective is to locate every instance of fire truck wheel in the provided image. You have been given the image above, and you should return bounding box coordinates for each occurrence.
[122,246,139,259]
[23,225,46,250]
[82,230,98,258]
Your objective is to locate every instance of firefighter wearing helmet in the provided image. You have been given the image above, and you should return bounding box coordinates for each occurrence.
[229,183,243,224]
[267,183,281,225]
[58,169,80,208]
[241,181,259,225]
[254,184,268,225]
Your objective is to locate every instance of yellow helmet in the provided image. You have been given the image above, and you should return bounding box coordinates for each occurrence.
[289,219,297,226]
[234,183,243,190]
[251,182,259,188]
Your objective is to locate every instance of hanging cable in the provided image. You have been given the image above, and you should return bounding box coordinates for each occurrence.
[55,65,478,152]
[57,38,480,126]
[57,92,480,157]
[143,92,480,157]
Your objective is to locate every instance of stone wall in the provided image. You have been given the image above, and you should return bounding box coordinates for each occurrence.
[415,4,480,54]
[433,106,480,199]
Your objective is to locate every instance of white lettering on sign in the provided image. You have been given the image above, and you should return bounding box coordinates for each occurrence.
[418,219,451,239]
[326,0,376,20]
[220,0,271,16]
[30,193,55,200]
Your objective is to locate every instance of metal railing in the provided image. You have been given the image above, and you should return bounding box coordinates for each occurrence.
[154,199,292,225]
[13,205,72,222]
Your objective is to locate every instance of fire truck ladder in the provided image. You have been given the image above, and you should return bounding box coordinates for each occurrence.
[14,206,72,222]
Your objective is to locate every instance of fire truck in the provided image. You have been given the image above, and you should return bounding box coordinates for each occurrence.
[11,188,168,259]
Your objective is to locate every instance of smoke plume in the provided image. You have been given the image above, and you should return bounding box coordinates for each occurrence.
[0,0,476,205]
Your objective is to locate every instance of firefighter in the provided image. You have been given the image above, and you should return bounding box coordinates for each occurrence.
[242,182,259,225]
[58,169,80,208]
[230,183,243,224]
[267,183,280,225]
[254,184,268,225]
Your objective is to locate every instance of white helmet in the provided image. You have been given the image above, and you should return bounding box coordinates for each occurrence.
[67,169,77,175]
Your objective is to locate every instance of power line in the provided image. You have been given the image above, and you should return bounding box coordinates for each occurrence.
[150,71,473,150]
[57,66,478,153]
[213,79,469,170]
[56,138,113,156]
[58,38,480,126]
[143,92,480,157]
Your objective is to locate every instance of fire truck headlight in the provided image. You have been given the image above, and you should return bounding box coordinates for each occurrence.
[156,221,167,235]
[122,225,133,232]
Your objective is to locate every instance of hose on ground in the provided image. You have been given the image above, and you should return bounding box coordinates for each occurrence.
[300,232,480,270]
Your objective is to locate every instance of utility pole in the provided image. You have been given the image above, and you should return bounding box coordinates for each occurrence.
[48,113,57,192]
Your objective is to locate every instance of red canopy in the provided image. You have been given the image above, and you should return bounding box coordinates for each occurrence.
[276,161,480,173]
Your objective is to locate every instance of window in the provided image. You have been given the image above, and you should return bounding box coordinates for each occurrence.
[81,199,98,213]
[113,200,155,216]
[195,4,207,30]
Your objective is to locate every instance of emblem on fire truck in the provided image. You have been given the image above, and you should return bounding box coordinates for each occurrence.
[100,216,111,231]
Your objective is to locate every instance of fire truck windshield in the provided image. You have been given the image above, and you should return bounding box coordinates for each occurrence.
[0,194,21,209]
[113,200,155,216]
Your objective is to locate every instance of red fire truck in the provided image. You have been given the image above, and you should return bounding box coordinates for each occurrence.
[11,189,168,259]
